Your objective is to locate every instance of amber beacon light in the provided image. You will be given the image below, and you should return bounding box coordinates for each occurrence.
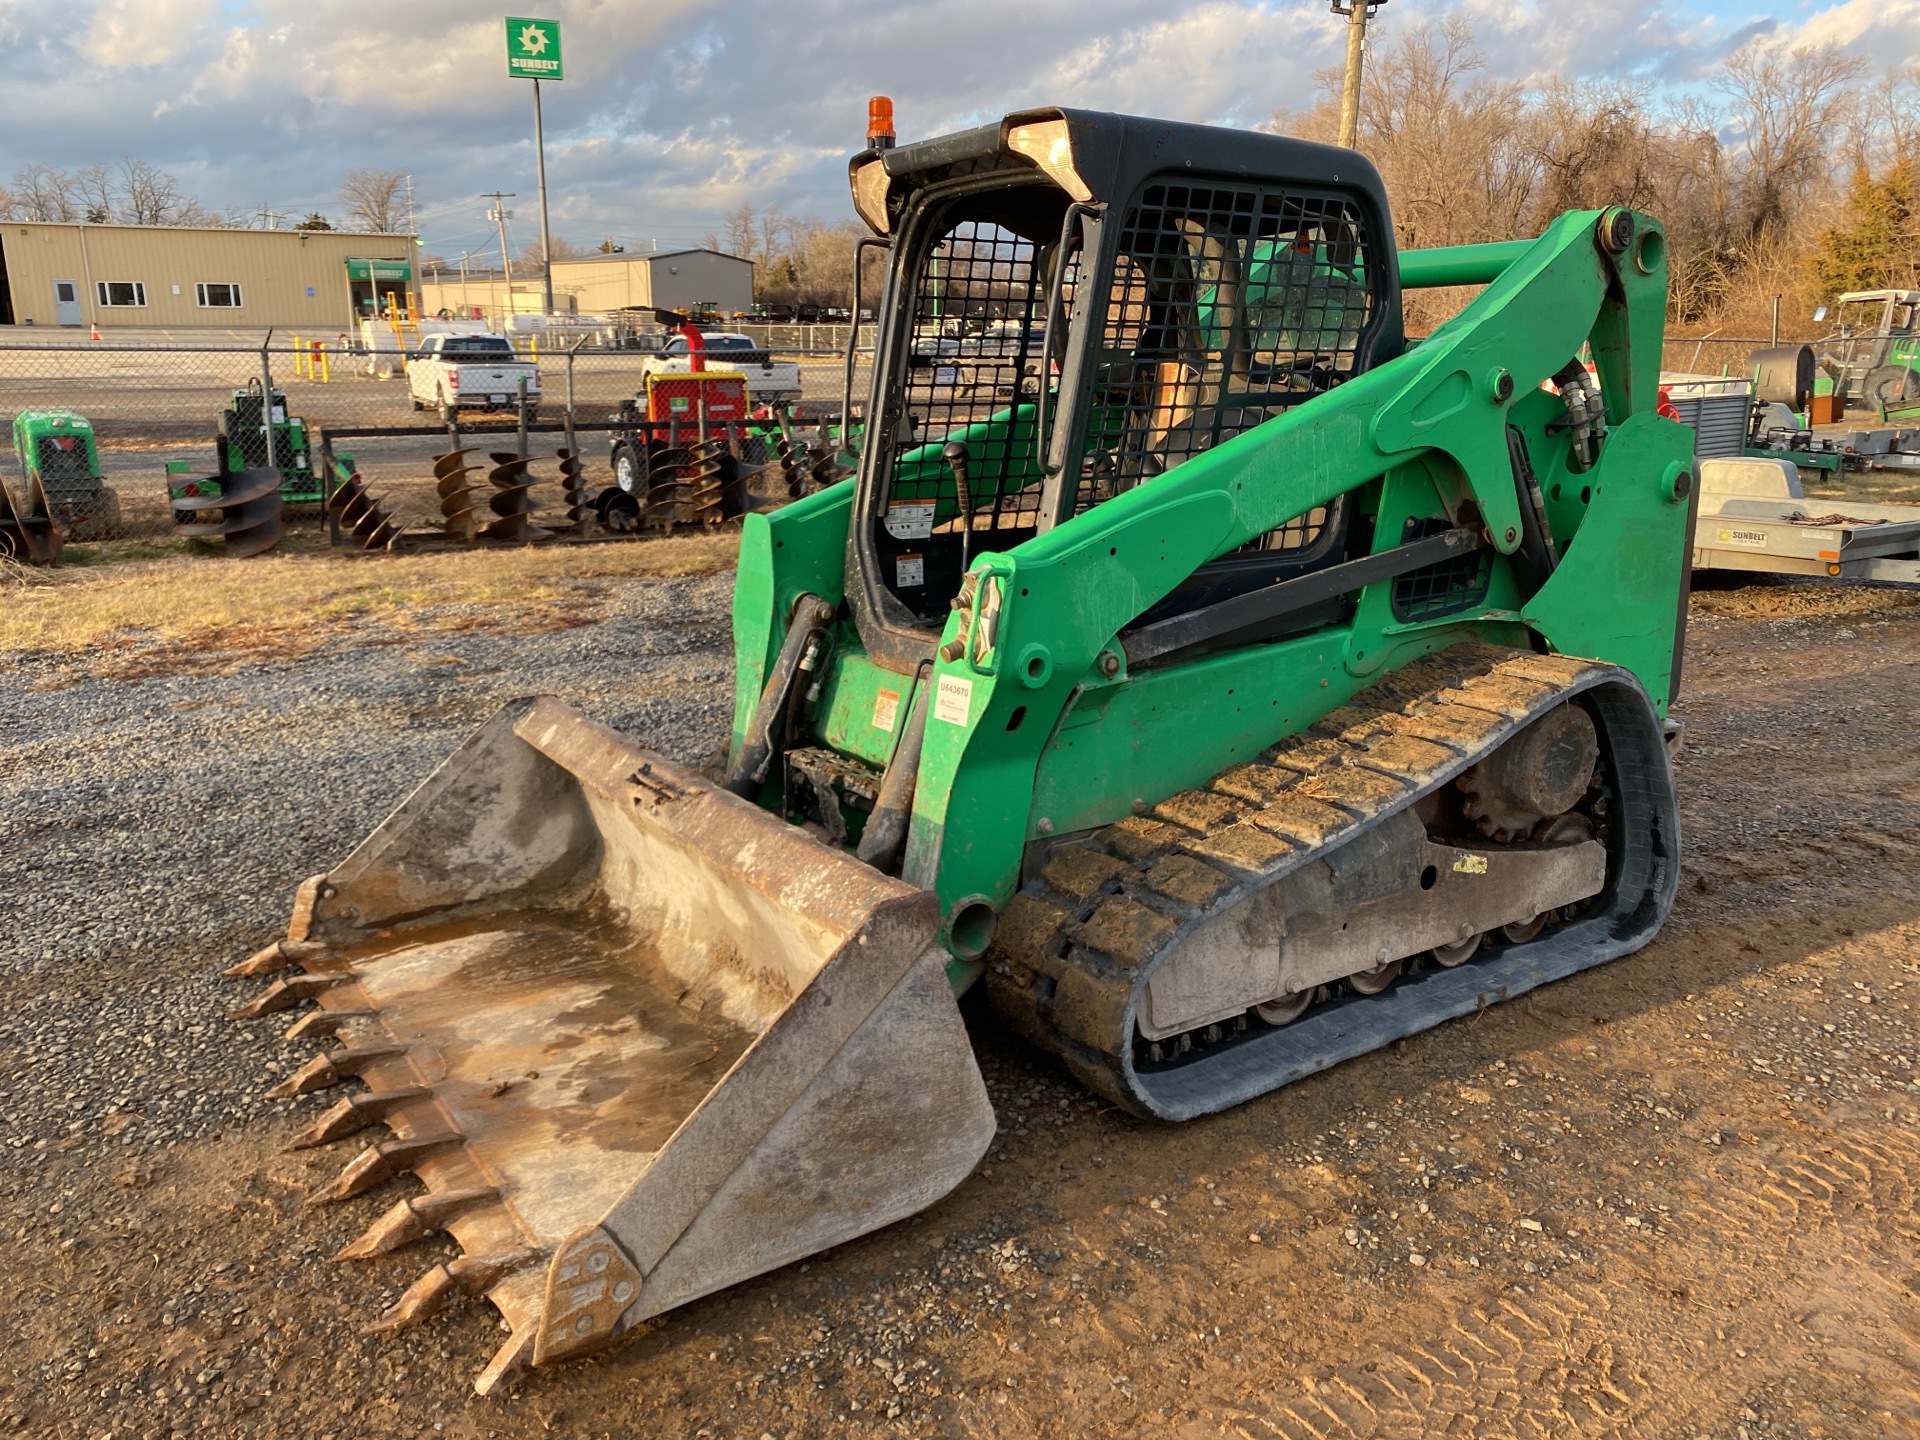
[867,95,896,150]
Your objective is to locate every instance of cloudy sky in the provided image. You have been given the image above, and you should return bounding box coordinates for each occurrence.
[1,0,1913,259]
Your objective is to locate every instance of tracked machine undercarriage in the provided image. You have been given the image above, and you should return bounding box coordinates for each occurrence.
[233,101,1695,1389]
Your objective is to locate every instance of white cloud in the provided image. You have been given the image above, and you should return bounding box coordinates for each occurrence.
[1771,0,1920,57]
[6,0,1917,250]
[81,0,219,67]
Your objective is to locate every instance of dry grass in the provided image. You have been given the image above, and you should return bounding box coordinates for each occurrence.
[2,534,738,674]
[1804,467,1920,506]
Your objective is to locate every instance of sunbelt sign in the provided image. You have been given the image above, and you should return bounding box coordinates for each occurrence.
[505,17,563,79]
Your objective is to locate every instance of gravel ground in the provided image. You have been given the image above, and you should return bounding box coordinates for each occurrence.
[2,569,1918,1440]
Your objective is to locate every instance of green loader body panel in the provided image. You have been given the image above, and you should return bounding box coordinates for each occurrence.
[733,185,1691,986]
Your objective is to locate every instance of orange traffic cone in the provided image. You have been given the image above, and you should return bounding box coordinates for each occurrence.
[89,320,101,340]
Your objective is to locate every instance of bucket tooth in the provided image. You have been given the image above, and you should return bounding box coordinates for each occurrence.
[475,1326,538,1398]
[333,1186,500,1260]
[284,1007,372,1043]
[289,1084,432,1149]
[367,1263,458,1333]
[368,1248,542,1334]
[267,1053,342,1099]
[311,1131,463,1204]
[229,972,349,1020]
[266,1041,404,1099]
[224,938,325,978]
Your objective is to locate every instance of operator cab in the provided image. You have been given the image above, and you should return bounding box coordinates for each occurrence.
[844,107,1400,672]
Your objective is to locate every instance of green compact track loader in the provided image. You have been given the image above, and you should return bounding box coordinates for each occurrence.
[234,107,1694,1391]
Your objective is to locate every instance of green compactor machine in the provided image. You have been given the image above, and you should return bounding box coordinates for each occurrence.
[233,106,1693,1391]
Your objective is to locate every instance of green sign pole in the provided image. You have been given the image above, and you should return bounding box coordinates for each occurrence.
[505,18,562,317]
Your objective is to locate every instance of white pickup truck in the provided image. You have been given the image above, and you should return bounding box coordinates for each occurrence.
[640,333,802,404]
[407,333,542,420]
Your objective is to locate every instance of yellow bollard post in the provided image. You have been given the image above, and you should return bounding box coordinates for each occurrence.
[293,335,307,378]
[321,342,331,384]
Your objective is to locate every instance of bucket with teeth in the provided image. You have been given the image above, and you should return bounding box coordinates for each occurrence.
[231,696,994,1394]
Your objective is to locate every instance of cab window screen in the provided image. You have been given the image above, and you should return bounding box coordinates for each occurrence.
[1073,183,1374,517]
[872,201,1078,621]
[886,218,1054,531]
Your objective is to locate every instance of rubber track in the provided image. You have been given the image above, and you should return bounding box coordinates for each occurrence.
[986,642,1680,1120]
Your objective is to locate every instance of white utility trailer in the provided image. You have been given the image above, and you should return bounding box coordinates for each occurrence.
[1693,457,1920,583]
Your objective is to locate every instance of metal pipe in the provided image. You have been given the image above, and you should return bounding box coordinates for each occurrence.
[1397,240,1534,290]
[843,238,887,458]
[724,593,835,797]
[318,432,342,547]
[533,79,554,316]
[855,665,932,872]
[259,337,279,477]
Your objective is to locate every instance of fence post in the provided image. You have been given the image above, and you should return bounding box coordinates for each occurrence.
[318,432,342,548]
[566,343,577,432]
[259,342,280,479]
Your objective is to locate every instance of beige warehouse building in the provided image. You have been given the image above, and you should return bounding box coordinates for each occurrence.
[421,249,754,319]
[0,221,417,330]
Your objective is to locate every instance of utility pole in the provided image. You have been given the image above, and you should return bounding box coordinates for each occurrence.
[1330,0,1386,151]
[405,174,419,315]
[457,248,481,316]
[532,80,555,315]
[485,192,517,318]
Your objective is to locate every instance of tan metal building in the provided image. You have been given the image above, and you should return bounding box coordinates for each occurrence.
[421,249,754,320]
[0,221,416,330]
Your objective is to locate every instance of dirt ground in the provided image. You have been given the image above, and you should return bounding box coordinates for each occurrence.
[5,572,1920,1440]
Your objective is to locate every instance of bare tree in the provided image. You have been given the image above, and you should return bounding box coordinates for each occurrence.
[516,234,586,268]
[338,169,408,232]
[118,158,188,225]
[8,164,77,222]
[71,164,117,224]
[722,203,756,260]
[1715,41,1868,242]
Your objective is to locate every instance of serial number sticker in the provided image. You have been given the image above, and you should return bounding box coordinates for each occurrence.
[933,674,973,726]
[1716,527,1770,549]
[885,501,936,540]
[895,553,926,588]
[1452,854,1489,875]
[871,688,901,732]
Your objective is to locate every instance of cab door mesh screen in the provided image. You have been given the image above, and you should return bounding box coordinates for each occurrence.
[887,219,1051,530]
[1074,183,1374,518]
[875,215,1076,619]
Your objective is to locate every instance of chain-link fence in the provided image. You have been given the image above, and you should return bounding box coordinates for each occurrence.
[1660,334,1821,382]
[0,338,871,549]
[1,328,1835,556]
